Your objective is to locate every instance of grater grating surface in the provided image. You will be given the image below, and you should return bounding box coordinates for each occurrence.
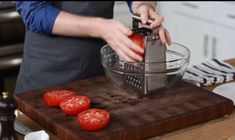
[123,15,167,95]
[124,60,144,91]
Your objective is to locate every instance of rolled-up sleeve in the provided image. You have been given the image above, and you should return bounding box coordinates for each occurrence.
[16,1,61,34]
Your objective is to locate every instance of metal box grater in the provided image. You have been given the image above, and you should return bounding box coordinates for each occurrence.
[123,15,167,95]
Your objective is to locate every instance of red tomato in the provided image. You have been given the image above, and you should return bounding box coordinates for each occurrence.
[43,90,76,107]
[129,33,145,57]
[60,96,90,116]
[77,109,110,131]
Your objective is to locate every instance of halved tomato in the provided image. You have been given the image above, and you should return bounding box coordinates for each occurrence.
[77,109,110,131]
[43,90,76,107]
[60,96,90,116]
[129,33,145,57]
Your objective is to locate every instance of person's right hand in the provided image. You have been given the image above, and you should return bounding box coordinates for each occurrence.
[98,19,144,62]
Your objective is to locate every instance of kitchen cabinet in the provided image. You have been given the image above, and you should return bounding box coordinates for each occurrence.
[213,2,235,30]
[158,2,235,65]
[211,2,235,60]
[170,14,213,65]
[214,26,235,60]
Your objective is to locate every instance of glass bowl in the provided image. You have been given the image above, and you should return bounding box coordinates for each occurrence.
[100,42,190,94]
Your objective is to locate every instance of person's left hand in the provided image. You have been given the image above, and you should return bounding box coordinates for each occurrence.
[132,2,171,45]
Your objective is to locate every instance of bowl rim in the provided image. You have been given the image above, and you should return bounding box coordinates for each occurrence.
[100,42,190,64]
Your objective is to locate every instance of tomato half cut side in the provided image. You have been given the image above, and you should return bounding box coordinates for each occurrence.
[60,96,90,116]
[77,109,110,131]
[129,33,145,57]
[43,90,76,107]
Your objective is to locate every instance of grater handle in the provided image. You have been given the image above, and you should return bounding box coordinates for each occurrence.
[132,14,154,29]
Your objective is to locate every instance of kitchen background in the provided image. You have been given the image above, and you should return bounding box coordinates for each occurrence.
[114,1,235,65]
[0,1,25,94]
[0,1,234,93]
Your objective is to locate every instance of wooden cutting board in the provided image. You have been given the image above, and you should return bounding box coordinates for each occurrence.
[14,76,234,140]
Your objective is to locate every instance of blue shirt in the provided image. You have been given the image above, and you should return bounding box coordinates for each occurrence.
[16,1,133,35]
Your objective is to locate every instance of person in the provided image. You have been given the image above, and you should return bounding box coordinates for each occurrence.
[14,1,171,94]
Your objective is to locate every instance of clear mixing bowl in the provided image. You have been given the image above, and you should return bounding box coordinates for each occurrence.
[100,42,190,94]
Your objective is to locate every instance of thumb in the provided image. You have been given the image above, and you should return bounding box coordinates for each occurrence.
[139,7,148,24]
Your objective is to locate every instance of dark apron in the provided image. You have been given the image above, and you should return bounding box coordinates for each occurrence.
[15,2,114,94]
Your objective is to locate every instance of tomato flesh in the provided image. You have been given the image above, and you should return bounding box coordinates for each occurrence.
[77,109,110,131]
[129,33,145,57]
[43,90,76,107]
[60,96,90,116]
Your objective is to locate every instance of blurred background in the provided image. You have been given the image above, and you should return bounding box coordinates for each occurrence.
[0,1,24,94]
[0,1,234,93]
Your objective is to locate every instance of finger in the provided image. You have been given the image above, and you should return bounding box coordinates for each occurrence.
[118,43,143,62]
[110,28,144,60]
[115,21,133,36]
[159,26,167,44]
[129,39,144,54]
[148,8,158,19]
[121,33,144,54]
[152,27,160,35]
[150,17,164,29]
[127,49,143,62]
[165,29,172,46]
[138,6,149,24]
[130,44,144,55]
[121,39,144,61]
[113,32,144,62]
[149,10,164,29]
[116,48,136,62]
[120,42,144,61]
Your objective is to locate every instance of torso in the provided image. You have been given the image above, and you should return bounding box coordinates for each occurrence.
[15,1,115,94]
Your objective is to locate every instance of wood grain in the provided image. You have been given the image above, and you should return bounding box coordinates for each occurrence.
[14,77,233,140]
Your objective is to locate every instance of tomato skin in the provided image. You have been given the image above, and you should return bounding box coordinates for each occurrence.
[77,109,110,131]
[43,90,76,107]
[60,96,90,116]
[129,33,145,57]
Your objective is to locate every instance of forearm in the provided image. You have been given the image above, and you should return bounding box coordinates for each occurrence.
[16,1,105,38]
[52,11,104,38]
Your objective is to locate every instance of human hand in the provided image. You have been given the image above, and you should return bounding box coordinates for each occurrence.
[98,19,144,62]
[132,2,171,45]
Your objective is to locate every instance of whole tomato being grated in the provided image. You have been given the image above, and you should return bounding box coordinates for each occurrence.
[129,33,145,58]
